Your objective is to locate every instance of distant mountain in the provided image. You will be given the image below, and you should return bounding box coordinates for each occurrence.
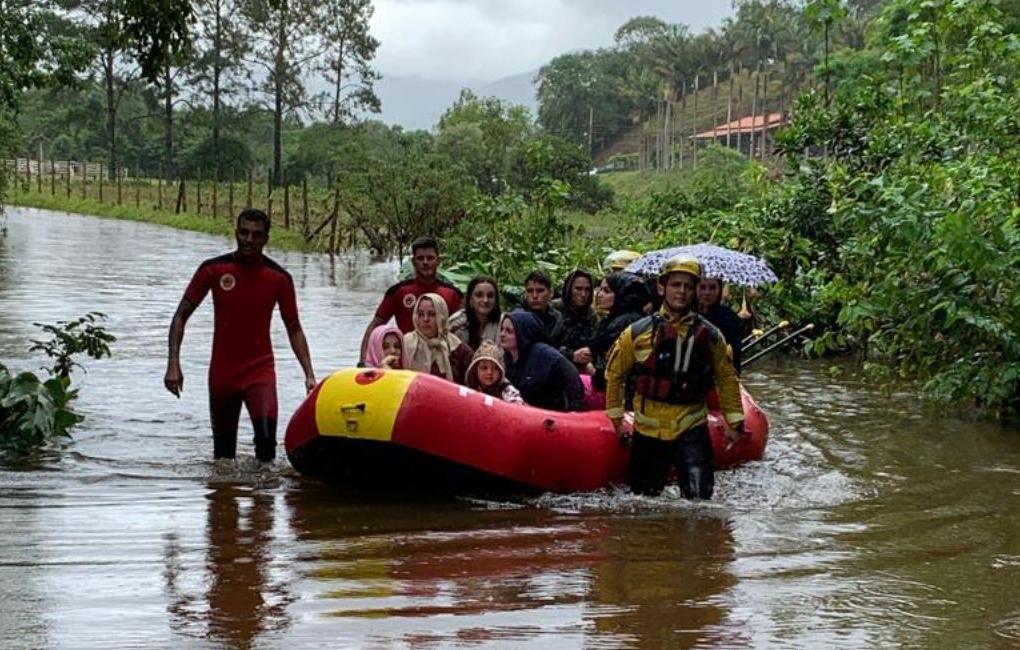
[374,70,539,131]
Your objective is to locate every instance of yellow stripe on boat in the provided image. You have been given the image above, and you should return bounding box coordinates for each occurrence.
[314,368,416,442]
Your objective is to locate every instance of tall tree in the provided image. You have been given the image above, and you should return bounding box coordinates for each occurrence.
[243,0,320,186]
[191,0,246,175]
[77,0,135,178]
[315,0,380,125]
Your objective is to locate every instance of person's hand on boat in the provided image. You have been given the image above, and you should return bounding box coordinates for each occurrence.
[304,374,317,394]
[612,417,630,444]
[573,347,592,365]
[164,362,183,397]
[723,421,745,450]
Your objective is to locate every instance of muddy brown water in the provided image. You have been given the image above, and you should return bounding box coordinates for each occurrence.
[2,207,1020,649]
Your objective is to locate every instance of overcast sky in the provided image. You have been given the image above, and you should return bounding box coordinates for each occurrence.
[370,0,736,82]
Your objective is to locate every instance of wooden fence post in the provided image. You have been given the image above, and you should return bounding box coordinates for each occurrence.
[81,163,87,200]
[266,167,273,219]
[176,178,186,213]
[65,161,71,198]
[246,169,253,208]
[37,159,42,193]
[301,178,309,238]
[116,167,123,205]
[329,184,340,254]
[157,167,163,211]
[283,173,290,229]
[50,160,56,195]
[196,180,203,215]
[98,165,104,202]
[135,167,141,208]
[26,155,32,191]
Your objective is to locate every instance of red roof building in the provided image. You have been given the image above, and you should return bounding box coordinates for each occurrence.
[693,112,789,140]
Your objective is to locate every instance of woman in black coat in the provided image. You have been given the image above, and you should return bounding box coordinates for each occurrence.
[500,311,585,412]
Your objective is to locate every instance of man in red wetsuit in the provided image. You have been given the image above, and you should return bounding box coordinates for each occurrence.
[358,235,463,365]
[164,209,316,462]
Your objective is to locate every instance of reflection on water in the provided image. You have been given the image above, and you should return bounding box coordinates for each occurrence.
[2,208,1020,648]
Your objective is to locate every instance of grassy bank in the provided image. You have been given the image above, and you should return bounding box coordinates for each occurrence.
[6,187,320,252]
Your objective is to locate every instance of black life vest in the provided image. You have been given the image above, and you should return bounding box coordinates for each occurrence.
[632,313,716,405]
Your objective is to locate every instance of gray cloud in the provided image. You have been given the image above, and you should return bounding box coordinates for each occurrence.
[371,0,734,82]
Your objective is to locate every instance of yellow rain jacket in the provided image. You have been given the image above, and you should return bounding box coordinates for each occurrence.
[604,307,743,440]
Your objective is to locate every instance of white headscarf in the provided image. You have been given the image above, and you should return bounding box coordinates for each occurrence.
[403,293,463,380]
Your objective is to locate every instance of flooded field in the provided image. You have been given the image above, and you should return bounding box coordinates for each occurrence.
[2,207,1019,648]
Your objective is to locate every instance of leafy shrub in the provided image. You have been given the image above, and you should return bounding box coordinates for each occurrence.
[0,313,115,455]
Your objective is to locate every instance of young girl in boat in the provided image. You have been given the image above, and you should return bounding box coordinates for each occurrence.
[464,341,523,403]
[364,324,405,369]
[404,293,474,384]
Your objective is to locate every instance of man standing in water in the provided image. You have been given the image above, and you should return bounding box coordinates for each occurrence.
[604,256,743,499]
[164,209,316,463]
[358,235,462,365]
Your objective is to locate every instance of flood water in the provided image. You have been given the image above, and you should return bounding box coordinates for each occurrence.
[2,207,1020,649]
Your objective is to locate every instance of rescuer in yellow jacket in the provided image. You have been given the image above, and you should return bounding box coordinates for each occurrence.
[605,255,744,499]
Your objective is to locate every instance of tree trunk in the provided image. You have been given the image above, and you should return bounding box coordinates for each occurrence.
[750,64,760,161]
[212,0,223,175]
[272,8,286,187]
[760,68,768,163]
[104,50,118,180]
[163,62,174,175]
[333,38,347,124]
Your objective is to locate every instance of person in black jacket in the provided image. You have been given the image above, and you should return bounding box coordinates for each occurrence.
[551,268,598,371]
[577,272,651,393]
[697,276,744,375]
[500,311,585,412]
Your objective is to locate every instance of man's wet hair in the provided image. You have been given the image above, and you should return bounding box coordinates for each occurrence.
[523,270,552,289]
[237,208,271,232]
[411,235,439,255]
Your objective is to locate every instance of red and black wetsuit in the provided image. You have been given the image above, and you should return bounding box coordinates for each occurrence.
[184,253,300,461]
[375,277,463,333]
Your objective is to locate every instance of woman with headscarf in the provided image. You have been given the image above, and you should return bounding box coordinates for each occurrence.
[403,293,474,384]
[364,324,406,369]
[449,275,501,350]
[551,268,598,372]
[499,311,585,412]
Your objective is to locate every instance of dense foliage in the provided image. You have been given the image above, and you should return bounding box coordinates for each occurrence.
[630,0,1020,414]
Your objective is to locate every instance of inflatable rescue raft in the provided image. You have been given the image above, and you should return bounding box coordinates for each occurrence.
[286,368,768,495]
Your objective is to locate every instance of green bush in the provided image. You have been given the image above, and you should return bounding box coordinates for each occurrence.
[0,313,115,455]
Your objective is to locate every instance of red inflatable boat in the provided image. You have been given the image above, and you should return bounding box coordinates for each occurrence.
[286,368,768,495]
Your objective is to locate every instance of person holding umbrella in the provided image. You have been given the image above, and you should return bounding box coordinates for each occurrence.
[604,256,744,499]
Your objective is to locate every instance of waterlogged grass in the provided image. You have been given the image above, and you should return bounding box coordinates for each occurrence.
[7,189,310,251]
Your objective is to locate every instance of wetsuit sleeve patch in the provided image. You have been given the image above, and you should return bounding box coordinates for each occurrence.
[183,263,215,306]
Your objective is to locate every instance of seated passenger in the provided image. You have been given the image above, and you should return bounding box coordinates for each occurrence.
[697,276,744,374]
[403,293,474,383]
[578,272,651,392]
[500,311,585,412]
[449,275,501,350]
[551,268,598,372]
[522,270,563,346]
[464,340,523,404]
[364,324,405,369]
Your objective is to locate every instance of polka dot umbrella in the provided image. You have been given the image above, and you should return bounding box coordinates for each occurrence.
[624,243,778,287]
